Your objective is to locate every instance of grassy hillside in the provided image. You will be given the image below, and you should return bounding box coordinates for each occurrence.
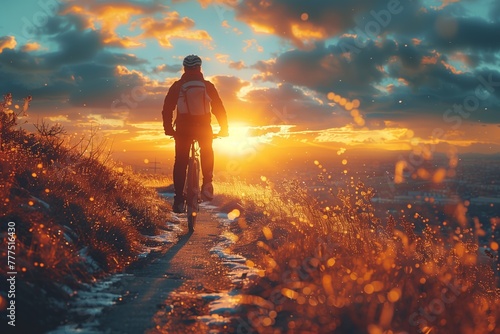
[2,92,498,333]
[215,174,500,333]
[0,93,174,332]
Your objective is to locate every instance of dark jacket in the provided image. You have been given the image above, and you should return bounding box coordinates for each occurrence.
[162,71,228,134]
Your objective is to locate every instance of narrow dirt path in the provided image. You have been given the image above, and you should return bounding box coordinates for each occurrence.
[96,207,242,334]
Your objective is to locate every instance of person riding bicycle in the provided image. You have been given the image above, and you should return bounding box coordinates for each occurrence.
[162,54,228,213]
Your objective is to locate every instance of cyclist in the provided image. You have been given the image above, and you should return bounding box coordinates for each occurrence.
[162,54,229,213]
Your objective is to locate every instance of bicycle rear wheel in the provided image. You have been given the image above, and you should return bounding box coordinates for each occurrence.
[186,156,200,232]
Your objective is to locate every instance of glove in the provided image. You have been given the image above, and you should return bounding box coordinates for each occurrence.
[164,126,176,137]
[217,127,229,137]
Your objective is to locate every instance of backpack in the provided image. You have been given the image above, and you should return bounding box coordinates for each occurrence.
[177,80,211,116]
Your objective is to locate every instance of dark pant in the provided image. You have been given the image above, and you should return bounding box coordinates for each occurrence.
[173,128,213,199]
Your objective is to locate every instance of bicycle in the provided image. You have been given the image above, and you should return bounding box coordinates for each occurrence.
[184,139,201,233]
[183,135,219,232]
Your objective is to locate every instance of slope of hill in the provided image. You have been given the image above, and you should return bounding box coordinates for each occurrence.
[0,94,176,333]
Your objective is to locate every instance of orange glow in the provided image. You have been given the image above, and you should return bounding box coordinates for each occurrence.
[322,274,334,295]
[387,288,401,302]
[21,42,41,52]
[441,60,463,74]
[312,126,412,150]
[394,160,407,184]
[249,23,275,34]
[422,55,438,65]
[213,123,255,156]
[101,112,496,157]
[432,168,447,183]
[364,284,375,294]
[0,295,6,311]
[262,226,273,240]
[291,24,326,40]
[417,168,431,180]
[228,209,240,220]
[213,123,292,157]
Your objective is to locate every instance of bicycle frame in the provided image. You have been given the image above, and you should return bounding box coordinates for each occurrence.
[184,139,201,232]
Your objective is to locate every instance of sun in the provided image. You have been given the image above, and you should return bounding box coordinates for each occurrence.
[213,122,261,157]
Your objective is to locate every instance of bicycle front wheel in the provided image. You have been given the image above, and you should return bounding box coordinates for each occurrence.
[187,209,197,232]
[186,156,200,232]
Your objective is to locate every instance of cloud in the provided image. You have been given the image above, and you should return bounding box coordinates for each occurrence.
[242,82,352,129]
[0,44,161,116]
[0,1,207,123]
[95,52,149,66]
[243,39,263,52]
[194,0,238,9]
[252,41,388,97]
[152,64,182,74]
[208,75,250,123]
[491,0,500,22]
[312,125,411,147]
[21,42,42,52]
[3,0,498,154]
[136,13,212,48]
[233,0,405,48]
[1,16,106,73]
[229,60,245,70]
[211,75,249,99]
[231,0,500,78]
[62,2,166,48]
[45,29,103,67]
[216,53,230,63]
[65,63,168,111]
[220,19,243,35]
[249,32,500,125]
[61,2,212,49]
[0,48,49,73]
[428,16,500,52]
[178,74,352,129]
[0,36,17,52]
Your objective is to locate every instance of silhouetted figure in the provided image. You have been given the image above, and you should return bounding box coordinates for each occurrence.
[162,55,228,213]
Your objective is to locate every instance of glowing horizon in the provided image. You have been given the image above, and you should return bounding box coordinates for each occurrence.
[1,0,499,162]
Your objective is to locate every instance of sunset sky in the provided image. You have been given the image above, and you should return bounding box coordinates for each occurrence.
[1,0,500,165]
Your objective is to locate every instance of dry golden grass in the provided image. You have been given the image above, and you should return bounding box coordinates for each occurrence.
[216,176,500,333]
[138,173,173,189]
[1,93,174,332]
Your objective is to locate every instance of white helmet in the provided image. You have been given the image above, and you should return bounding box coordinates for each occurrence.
[183,54,202,68]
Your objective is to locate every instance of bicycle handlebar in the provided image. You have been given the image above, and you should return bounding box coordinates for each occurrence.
[167,133,225,140]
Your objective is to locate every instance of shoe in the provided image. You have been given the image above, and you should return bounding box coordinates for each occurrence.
[173,196,185,213]
[201,182,214,201]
